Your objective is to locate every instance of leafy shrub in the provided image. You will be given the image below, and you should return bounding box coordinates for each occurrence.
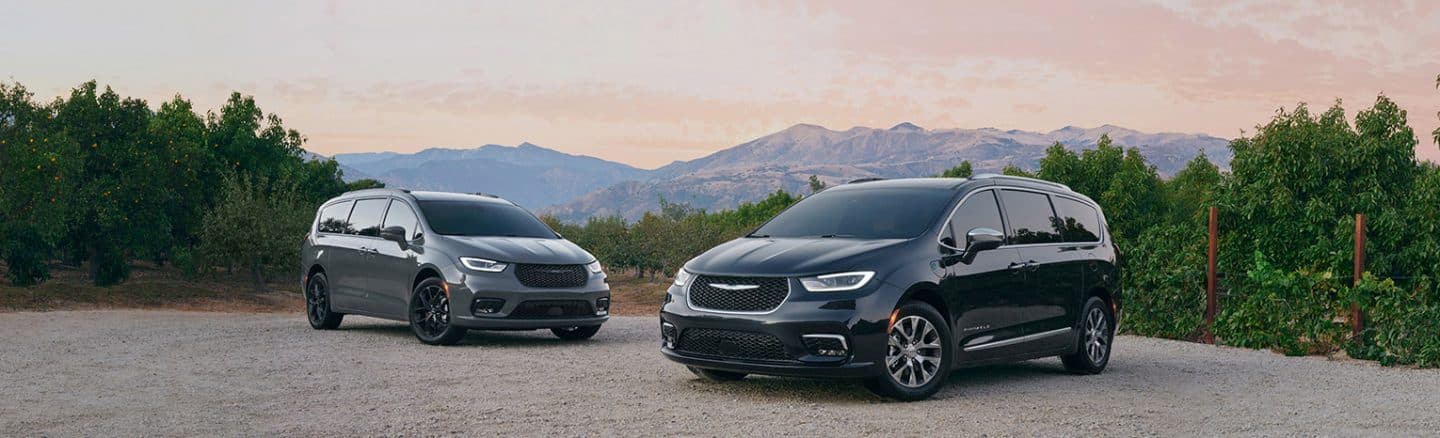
[1,227,51,286]
[1347,276,1440,367]
[1121,224,1206,339]
[1214,252,1349,356]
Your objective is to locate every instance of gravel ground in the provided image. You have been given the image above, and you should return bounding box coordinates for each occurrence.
[3,311,1438,437]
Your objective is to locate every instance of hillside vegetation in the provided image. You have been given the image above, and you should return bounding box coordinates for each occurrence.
[3,80,1438,366]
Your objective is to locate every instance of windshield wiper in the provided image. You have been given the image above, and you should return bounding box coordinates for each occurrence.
[746,234,771,238]
[818,234,856,238]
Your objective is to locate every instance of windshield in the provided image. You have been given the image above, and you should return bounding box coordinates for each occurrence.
[417,200,558,238]
[750,187,953,239]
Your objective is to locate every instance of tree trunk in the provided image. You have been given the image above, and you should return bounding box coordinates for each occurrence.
[249,259,266,292]
[87,245,98,283]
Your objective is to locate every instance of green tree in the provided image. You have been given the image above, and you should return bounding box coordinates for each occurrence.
[938,161,973,178]
[0,82,81,285]
[198,175,311,291]
[807,174,826,193]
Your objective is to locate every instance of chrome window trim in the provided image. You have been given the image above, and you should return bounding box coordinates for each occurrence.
[937,184,1107,251]
[686,276,792,315]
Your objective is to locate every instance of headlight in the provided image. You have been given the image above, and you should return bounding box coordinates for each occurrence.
[800,271,875,292]
[586,260,604,274]
[673,268,694,287]
[459,257,508,273]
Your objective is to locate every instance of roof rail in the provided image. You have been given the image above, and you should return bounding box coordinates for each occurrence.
[970,173,1071,191]
[341,187,409,196]
[847,177,886,184]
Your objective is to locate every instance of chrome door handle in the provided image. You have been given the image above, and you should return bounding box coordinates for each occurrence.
[1024,260,1040,272]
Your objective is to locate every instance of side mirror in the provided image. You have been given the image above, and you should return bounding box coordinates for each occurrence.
[963,227,1005,255]
[380,226,408,247]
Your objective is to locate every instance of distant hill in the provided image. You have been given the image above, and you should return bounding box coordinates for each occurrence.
[542,123,1231,222]
[332,143,651,209]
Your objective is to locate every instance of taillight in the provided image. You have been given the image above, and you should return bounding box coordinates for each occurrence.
[301,233,309,245]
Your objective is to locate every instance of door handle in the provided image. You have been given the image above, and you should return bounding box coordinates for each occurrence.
[1023,260,1040,272]
[1007,262,1027,274]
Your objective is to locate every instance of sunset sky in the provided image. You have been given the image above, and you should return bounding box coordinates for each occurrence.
[4,0,1438,168]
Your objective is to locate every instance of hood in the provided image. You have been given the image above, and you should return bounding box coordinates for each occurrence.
[684,237,909,276]
[444,236,594,265]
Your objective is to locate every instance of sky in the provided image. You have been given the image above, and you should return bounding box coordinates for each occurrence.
[3,0,1438,169]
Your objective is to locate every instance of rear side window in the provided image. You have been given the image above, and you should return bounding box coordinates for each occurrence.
[944,190,1006,245]
[382,200,420,239]
[347,198,390,237]
[1053,196,1102,242]
[317,201,354,234]
[999,190,1062,244]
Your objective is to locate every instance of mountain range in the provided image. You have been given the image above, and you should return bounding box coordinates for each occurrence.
[326,123,1231,222]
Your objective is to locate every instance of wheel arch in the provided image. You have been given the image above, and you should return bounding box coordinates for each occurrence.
[896,281,951,329]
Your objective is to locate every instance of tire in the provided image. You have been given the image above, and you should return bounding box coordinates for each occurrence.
[551,325,602,341]
[304,272,344,330]
[408,277,467,345]
[863,300,952,401]
[687,366,747,382]
[1061,297,1114,374]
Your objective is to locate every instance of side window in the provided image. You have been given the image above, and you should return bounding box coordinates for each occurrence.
[347,198,389,237]
[317,201,354,234]
[1053,197,1102,242]
[945,190,1006,246]
[999,190,1062,244]
[381,200,419,239]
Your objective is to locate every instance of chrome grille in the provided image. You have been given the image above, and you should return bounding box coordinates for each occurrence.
[687,275,789,313]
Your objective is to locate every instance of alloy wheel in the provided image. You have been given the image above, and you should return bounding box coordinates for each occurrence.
[1084,306,1110,364]
[411,284,450,338]
[306,280,328,324]
[886,315,944,388]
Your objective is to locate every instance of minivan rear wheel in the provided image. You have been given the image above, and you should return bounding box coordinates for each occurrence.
[305,272,344,330]
[863,300,952,401]
[1061,297,1113,374]
[409,277,467,345]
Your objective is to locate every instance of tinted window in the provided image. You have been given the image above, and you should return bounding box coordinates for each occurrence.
[945,190,1006,245]
[317,201,354,234]
[750,188,953,239]
[382,200,420,239]
[417,200,557,238]
[347,198,390,237]
[1053,196,1101,242]
[999,190,1061,244]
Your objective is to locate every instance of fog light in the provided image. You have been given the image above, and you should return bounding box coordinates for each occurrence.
[802,334,849,357]
[595,297,610,315]
[660,322,677,349]
[471,298,505,315]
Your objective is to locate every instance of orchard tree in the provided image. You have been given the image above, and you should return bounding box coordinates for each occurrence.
[938,161,973,178]
[0,83,81,285]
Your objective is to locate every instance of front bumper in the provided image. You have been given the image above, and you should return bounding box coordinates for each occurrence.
[447,270,611,330]
[658,279,895,379]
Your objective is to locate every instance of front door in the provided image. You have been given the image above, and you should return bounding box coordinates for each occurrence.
[939,189,1033,361]
[368,199,421,318]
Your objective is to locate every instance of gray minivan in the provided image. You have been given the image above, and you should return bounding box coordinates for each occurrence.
[300,189,610,345]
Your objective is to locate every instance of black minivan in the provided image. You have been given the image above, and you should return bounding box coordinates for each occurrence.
[659,175,1121,400]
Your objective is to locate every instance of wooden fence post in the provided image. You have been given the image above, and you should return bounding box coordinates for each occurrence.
[1205,206,1218,344]
[1352,213,1366,337]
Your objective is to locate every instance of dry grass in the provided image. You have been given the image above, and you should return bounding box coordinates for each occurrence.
[0,263,303,313]
[0,263,669,316]
[605,271,671,316]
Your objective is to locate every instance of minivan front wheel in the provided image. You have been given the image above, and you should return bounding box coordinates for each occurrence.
[864,300,952,401]
[305,272,344,330]
[408,277,467,345]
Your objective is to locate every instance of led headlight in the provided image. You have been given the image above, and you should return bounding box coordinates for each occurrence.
[673,269,694,287]
[585,260,604,274]
[800,271,875,292]
[459,257,508,273]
